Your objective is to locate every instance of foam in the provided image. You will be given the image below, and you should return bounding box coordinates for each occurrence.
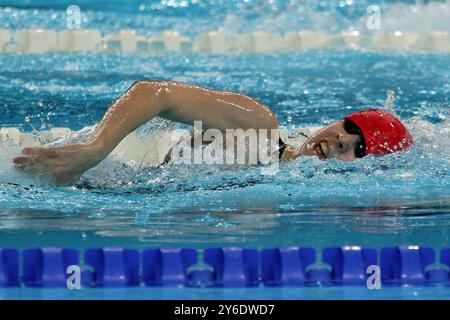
[0,126,181,169]
[1,118,449,190]
[0,124,320,172]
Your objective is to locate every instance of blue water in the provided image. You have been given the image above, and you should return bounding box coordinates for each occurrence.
[3,286,450,300]
[1,0,450,299]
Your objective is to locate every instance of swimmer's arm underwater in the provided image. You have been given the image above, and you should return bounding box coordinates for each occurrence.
[13,80,278,185]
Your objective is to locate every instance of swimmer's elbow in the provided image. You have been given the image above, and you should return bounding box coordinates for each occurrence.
[256,106,278,130]
[267,110,279,129]
[131,80,171,112]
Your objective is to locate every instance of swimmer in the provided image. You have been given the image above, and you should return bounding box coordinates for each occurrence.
[12,80,413,185]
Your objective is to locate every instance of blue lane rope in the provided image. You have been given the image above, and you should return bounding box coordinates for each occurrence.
[1,246,449,288]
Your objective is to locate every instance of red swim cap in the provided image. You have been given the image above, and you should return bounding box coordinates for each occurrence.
[345,109,414,156]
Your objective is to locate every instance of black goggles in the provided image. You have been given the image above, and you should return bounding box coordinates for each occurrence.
[343,119,366,159]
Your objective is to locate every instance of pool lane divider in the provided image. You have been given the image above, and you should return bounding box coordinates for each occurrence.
[1,28,450,54]
[1,246,450,288]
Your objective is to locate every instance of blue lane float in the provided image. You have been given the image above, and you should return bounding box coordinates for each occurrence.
[261,247,315,286]
[380,246,435,285]
[2,246,450,288]
[143,248,197,287]
[84,248,140,287]
[0,248,19,287]
[435,248,450,283]
[204,247,259,287]
[23,248,78,287]
[323,246,377,286]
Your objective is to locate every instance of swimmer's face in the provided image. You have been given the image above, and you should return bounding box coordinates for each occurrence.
[300,119,364,162]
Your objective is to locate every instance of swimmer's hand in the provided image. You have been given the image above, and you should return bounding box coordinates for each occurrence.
[13,142,105,185]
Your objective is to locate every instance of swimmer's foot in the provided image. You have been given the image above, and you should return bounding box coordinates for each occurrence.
[13,143,105,185]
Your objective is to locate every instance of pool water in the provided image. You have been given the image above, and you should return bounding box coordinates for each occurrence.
[1,0,450,299]
[2,286,450,300]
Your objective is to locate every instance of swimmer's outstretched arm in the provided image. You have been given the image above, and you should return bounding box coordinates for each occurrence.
[13,80,278,185]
